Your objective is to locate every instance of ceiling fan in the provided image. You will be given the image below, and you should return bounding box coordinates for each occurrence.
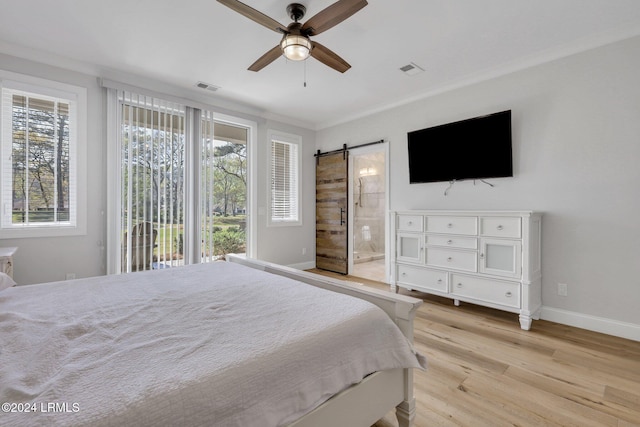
[217,0,368,73]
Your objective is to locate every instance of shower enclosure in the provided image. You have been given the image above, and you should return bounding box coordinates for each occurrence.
[351,150,386,280]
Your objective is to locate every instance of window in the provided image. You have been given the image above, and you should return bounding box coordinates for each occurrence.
[269,130,301,226]
[0,72,86,237]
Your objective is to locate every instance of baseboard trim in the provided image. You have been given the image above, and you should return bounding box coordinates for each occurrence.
[541,306,640,342]
[287,261,316,271]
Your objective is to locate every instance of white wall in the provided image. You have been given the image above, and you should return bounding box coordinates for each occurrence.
[256,121,316,269]
[0,53,317,284]
[316,36,640,337]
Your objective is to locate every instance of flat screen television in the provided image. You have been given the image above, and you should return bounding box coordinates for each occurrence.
[407,110,512,184]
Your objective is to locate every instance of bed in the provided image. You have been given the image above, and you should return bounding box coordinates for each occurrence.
[0,255,425,427]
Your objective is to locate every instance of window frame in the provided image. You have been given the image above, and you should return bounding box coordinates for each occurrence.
[0,70,87,238]
[267,129,302,227]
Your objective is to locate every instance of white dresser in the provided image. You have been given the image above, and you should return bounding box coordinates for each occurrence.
[391,211,542,330]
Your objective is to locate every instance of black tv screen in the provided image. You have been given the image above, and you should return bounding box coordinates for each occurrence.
[407,110,513,183]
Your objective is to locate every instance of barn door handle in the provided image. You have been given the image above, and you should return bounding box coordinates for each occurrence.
[340,208,345,226]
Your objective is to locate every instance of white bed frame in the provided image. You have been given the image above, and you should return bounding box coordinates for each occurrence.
[226,255,423,427]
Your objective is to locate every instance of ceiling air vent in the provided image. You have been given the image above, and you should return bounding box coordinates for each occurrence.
[195,81,220,92]
[399,62,424,76]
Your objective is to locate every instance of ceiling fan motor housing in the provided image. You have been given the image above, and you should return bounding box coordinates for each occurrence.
[287,3,306,22]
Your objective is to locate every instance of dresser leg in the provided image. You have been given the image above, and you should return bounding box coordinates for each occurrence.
[454,299,460,307]
[519,314,532,330]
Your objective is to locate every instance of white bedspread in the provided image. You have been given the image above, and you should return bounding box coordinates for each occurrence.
[0,261,425,427]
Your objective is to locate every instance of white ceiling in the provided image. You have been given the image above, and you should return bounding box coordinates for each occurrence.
[1,0,640,129]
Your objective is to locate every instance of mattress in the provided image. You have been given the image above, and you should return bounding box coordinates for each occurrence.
[0,261,425,426]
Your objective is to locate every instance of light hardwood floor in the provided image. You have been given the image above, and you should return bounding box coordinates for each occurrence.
[309,269,640,427]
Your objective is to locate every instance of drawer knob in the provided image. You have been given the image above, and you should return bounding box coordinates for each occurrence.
[437,279,442,284]
[447,240,453,244]
[447,257,453,262]
[447,223,453,228]
[401,272,406,276]
[497,225,504,230]
[457,283,463,288]
[407,221,413,225]
[480,253,485,259]
[505,291,512,297]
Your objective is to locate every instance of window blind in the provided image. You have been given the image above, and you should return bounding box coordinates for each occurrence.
[119,91,186,272]
[1,85,76,229]
[270,139,299,223]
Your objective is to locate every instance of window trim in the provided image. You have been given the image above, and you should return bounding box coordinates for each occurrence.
[0,70,87,239]
[267,129,302,227]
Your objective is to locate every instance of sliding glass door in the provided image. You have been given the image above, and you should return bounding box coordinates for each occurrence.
[107,89,253,273]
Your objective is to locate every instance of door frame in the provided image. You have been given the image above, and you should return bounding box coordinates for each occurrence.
[347,142,390,282]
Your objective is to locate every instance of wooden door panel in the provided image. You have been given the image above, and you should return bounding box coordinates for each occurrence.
[316,151,348,274]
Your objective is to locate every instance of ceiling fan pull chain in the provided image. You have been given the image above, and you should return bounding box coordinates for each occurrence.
[304,60,307,87]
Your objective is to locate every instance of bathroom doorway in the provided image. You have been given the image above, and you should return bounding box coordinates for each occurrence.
[348,143,388,283]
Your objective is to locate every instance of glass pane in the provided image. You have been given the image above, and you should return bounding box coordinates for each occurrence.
[11,95,70,224]
[271,140,297,221]
[28,98,55,221]
[11,95,27,222]
[400,236,419,259]
[57,102,70,222]
[200,116,247,262]
[486,244,514,271]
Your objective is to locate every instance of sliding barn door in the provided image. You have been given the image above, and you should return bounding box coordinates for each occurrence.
[316,151,348,274]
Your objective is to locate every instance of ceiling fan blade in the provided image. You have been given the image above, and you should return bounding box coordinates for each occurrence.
[217,0,287,33]
[310,42,351,73]
[302,0,368,36]
[248,45,282,72]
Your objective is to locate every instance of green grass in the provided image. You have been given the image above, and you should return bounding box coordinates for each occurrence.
[152,215,246,255]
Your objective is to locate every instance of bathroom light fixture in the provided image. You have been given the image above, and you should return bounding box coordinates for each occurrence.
[359,167,377,177]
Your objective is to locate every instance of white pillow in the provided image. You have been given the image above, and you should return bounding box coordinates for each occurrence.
[0,272,16,290]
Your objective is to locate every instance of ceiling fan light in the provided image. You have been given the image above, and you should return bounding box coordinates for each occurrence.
[281,34,311,61]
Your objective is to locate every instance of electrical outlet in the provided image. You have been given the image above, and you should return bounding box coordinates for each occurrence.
[558,283,568,297]
[66,273,76,280]
[302,247,307,255]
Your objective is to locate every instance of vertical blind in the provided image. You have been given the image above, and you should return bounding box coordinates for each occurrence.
[200,110,217,263]
[119,91,186,272]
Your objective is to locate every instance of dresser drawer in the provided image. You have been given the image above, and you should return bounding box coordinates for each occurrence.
[426,235,477,249]
[397,264,447,293]
[450,274,521,308]
[426,248,477,272]
[397,214,424,232]
[426,216,477,235]
[480,216,521,238]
